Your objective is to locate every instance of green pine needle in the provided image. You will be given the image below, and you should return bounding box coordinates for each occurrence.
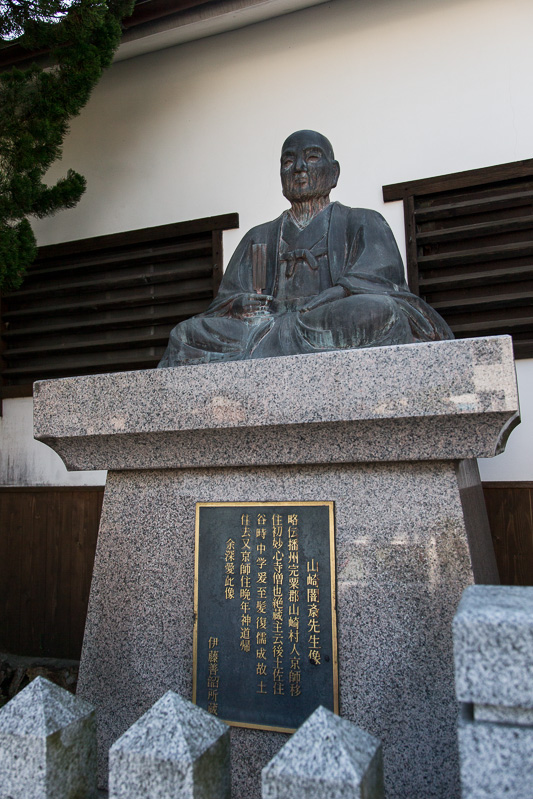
[0,0,135,290]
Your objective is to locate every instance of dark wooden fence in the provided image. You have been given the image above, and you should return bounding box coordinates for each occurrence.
[483,482,533,587]
[0,487,103,659]
[1,482,532,660]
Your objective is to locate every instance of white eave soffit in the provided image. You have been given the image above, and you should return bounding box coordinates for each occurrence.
[116,0,333,61]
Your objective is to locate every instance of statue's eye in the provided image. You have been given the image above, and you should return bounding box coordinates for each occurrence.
[282,157,294,169]
[307,153,320,163]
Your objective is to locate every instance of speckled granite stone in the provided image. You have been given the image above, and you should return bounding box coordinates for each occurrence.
[453,586,533,709]
[76,461,489,799]
[108,690,229,799]
[457,704,533,798]
[34,339,518,799]
[33,337,519,470]
[262,705,383,799]
[473,705,533,725]
[0,676,96,799]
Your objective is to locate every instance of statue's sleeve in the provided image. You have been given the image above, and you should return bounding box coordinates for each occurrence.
[335,206,453,340]
[203,232,254,315]
[202,219,279,315]
[336,208,410,296]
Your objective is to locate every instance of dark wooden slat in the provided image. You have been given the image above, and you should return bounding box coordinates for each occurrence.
[26,239,212,281]
[483,485,533,586]
[0,486,107,493]
[449,313,533,334]
[122,0,211,29]
[9,247,213,291]
[15,495,33,653]
[383,160,533,202]
[418,241,533,268]
[418,181,533,211]
[417,215,533,245]
[30,213,239,261]
[419,263,533,290]
[212,229,223,295]
[1,383,33,398]
[45,492,68,657]
[2,298,211,339]
[483,482,533,489]
[30,231,211,264]
[513,343,533,359]
[29,495,49,655]
[3,277,213,319]
[512,331,533,345]
[5,340,168,367]
[0,493,23,652]
[5,324,176,358]
[404,195,419,294]
[5,260,213,306]
[430,288,533,313]
[414,190,533,222]
[3,348,166,376]
[69,491,102,661]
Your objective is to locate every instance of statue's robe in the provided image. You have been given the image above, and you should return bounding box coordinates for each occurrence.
[158,202,452,366]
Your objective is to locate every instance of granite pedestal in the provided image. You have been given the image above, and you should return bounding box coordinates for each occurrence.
[33,336,519,799]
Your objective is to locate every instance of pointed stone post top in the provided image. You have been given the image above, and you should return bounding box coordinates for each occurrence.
[110,690,228,761]
[0,676,97,799]
[262,705,383,798]
[109,690,230,799]
[0,675,94,736]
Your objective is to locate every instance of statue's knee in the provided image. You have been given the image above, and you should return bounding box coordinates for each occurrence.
[326,294,408,348]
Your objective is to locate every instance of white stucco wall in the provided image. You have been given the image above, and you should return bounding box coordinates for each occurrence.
[0,399,106,485]
[2,0,533,484]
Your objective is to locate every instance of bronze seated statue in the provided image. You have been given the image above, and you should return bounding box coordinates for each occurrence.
[159,130,452,367]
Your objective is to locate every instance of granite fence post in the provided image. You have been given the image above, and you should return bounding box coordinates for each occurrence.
[0,675,97,799]
[453,585,533,798]
[108,690,230,799]
[261,705,383,799]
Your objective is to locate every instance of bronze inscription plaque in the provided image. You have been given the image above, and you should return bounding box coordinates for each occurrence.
[193,502,338,732]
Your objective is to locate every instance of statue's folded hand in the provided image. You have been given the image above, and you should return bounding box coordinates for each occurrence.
[299,285,346,313]
[232,293,273,318]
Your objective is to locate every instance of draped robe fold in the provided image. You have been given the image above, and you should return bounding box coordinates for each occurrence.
[158,202,452,366]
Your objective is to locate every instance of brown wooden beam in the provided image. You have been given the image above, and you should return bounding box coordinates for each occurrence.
[383,160,533,202]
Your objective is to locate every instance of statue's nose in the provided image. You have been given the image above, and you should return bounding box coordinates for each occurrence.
[295,154,307,171]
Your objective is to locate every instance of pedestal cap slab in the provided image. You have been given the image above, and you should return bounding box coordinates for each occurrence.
[34,336,518,470]
[454,585,533,708]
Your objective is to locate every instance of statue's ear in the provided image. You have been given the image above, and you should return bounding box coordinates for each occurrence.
[331,160,340,189]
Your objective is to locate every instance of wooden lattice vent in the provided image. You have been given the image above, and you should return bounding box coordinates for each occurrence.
[0,213,239,397]
[383,159,533,358]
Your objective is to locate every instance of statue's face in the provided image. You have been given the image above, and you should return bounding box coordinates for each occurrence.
[280,130,339,202]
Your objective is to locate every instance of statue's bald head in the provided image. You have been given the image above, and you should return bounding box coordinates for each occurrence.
[281,130,335,161]
[280,130,339,203]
